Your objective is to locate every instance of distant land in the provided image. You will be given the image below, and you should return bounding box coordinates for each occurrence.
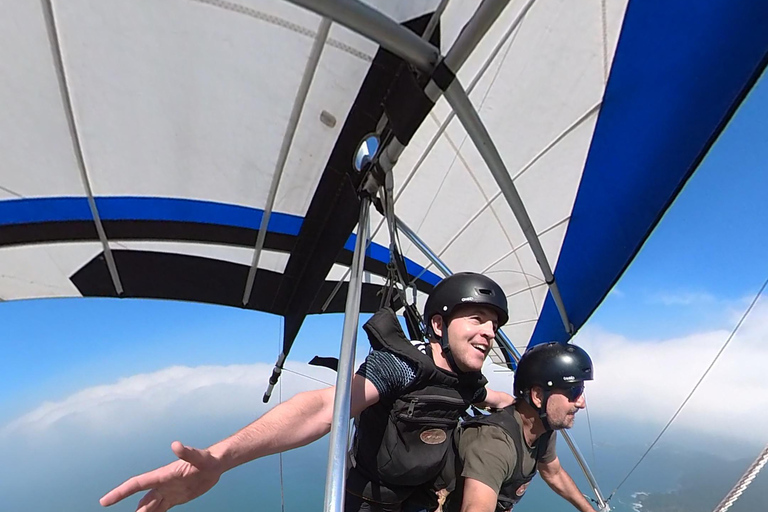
[636,453,766,512]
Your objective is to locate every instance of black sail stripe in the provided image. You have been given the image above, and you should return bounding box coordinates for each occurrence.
[274,13,441,351]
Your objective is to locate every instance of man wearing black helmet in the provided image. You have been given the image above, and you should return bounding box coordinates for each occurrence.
[445,342,596,512]
[100,272,515,512]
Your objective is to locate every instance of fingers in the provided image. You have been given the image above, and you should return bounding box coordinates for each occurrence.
[100,475,147,506]
[171,441,213,468]
[137,491,158,512]
[100,465,170,507]
[137,490,166,512]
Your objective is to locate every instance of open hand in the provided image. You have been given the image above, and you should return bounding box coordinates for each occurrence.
[100,441,223,512]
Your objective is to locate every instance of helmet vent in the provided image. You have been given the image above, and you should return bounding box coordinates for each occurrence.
[476,288,494,296]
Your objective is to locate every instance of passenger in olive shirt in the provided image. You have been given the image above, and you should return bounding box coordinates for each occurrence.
[446,342,596,512]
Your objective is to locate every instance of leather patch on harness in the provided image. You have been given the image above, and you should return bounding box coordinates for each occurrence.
[420,428,447,445]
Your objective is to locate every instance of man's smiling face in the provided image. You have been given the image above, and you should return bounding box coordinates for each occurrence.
[438,305,498,373]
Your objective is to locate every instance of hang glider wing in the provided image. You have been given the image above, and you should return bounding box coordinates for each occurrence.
[1,0,766,366]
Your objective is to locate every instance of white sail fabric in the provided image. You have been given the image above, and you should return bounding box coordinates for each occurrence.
[4,0,765,362]
[371,0,627,361]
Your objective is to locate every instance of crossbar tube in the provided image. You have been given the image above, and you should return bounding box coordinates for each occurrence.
[284,0,438,72]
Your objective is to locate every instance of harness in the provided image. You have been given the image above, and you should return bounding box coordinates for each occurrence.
[351,307,487,487]
[460,407,553,511]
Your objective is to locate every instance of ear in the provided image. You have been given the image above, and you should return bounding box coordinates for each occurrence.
[530,386,544,408]
[431,315,444,339]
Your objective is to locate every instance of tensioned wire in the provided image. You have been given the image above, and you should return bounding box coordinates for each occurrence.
[282,367,333,386]
[278,322,285,512]
[584,394,597,468]
[273,328,334,512]
[607,275,768,501]
[272,316,335,511]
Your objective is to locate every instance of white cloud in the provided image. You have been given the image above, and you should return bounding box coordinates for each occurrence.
[570,299,768,444]
[649,291,716,306]
[1,363,336,438]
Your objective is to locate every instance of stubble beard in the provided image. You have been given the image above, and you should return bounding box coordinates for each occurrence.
[548,410,577,430]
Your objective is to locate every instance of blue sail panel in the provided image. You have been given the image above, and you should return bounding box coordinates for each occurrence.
[529,0,768,347]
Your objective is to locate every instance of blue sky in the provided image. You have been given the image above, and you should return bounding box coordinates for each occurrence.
[1,69,767,512]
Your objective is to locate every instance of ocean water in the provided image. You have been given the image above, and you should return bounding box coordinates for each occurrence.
[3,421,765,512]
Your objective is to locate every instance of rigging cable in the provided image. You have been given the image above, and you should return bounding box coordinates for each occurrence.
[584,394,597,468]
[607,275,768,501]
[711,443,768,512]
[277,324,286,512]
[281,366,334,387]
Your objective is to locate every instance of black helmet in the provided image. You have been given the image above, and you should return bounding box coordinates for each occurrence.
[514,342,593,398]
[423,272,509,339]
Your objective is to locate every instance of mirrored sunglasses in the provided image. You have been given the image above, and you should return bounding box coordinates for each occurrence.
[566,383,585,401]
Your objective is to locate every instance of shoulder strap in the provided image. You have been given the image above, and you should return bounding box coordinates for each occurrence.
[363,307,433,365]
[363,307,487,389]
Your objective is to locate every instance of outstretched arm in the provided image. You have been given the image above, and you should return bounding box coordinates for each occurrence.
[538,456,595,512]
[100,374,380,511]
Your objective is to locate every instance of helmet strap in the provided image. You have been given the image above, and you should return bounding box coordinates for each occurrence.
[525,389,553,431]
[538,389,553,431]
[437,321,464,374]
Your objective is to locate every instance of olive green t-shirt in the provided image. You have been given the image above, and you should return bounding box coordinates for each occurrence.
[457,408,557,494]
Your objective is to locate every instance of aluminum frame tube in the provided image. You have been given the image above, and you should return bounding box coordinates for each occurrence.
[283,0,438,72]
[381,0,514,175]
[323,197,371,512]
[561,430,610,511]
[442,0,514,73]
[442,78,574,335]
[277,4,552,329]
[395,215,609,511]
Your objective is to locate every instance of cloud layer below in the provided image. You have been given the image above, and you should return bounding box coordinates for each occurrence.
[572,300,768,445]
[4,302,767,448]
[1,363,334,439]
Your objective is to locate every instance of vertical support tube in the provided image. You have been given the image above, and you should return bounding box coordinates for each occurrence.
[395,215,609,511]
[422,0,450,42]
[323,197,371,512]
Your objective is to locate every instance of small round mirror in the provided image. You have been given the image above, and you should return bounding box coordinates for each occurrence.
[353,134,380,172]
